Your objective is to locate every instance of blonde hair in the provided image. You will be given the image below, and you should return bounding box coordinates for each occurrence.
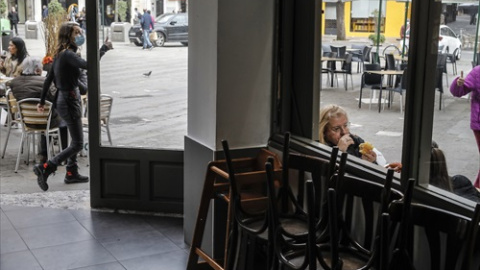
[318,104,348,144]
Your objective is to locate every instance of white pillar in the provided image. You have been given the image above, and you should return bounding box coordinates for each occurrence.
[184,0,274,253]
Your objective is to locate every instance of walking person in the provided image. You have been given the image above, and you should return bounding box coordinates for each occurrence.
[8,7,19,36]
[450,67,480,188]
[34,23,89,191]
[141,9,154,50]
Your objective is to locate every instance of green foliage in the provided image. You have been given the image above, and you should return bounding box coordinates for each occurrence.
[368,34,385,45]
[48,0,64,15]
[117,0,128,22]
[44,0,67,57]
[0,0,6,18]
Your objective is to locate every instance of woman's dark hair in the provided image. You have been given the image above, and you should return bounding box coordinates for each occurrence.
[430,141,453,191]
[10,37,28,64]
[55,23,78,56]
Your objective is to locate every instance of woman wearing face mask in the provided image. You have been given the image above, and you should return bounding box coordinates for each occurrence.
[34,23,88,191]
[0,36,29,77]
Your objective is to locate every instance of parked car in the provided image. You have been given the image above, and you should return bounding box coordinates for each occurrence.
[400,25,462,60]
[129,13,188,47]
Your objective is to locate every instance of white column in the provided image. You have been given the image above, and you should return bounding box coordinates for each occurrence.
[184,0,274,252]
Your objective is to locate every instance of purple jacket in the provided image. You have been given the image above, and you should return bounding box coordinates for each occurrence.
[450,66,480,130]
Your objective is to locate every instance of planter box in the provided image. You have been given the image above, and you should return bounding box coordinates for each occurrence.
[110,22,131,42]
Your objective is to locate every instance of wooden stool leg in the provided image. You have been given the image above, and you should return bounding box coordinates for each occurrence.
[187,166,218,270]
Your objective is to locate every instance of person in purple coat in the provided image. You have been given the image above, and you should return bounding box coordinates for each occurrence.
[450,66,480,188]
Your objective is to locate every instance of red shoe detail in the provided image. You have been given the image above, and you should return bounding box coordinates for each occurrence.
[67,171,73,176]
[43,163,48,169]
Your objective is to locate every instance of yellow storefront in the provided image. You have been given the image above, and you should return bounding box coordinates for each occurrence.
[322,0,411,39]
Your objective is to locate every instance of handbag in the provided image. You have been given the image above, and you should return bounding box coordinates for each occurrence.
[149,31,158,42]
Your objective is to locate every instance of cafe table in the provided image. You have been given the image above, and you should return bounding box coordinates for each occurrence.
[364,70,404,113]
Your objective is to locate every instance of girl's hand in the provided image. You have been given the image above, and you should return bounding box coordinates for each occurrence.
[385,162,402,173]
[457,70,464,86]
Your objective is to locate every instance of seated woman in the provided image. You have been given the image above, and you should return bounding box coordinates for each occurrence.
[318,104,387,166]
[430,141,480,203]
[0,37,28,78]
[387,141,480,203]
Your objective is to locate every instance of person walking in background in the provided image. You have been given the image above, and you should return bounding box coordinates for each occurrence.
[34,23,89,191]
[148,10,155,27]
[318,104,387,166]
[400,19,410,39]
[42,5,48,19]
[140,9,154,50]
[450,67,480,188]
[77,7,86,31]
[8,7,19,36]
[0,37,28,78]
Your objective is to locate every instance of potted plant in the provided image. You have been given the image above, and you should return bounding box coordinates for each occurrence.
[110,0,131,42]
[368,34,385,46]
[42,0,67,71]
[117,0,128,22]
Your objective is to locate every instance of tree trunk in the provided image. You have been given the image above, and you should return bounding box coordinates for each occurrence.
[336,1,346,40]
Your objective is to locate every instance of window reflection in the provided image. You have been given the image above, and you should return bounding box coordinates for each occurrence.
[318,1,480,204]
[431,6,479,204]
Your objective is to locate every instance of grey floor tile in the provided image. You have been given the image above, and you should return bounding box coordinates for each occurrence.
[0,250,43,270]
[31,239,116,270]
[77,214,155,242]
[69,208,115,221]
[0,211,14,231]
[143,215,183,230]
[4,206,76,229]
[160,225,187,249]
[1,228,28,254]
[71,261,127,270]
[18,220,94,249]
[102,229,180,261]
[120,249,187,270]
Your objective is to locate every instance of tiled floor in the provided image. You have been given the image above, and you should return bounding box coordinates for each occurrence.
[0,204,188,270]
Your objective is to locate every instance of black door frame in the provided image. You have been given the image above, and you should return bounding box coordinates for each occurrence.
[86,2,184,213]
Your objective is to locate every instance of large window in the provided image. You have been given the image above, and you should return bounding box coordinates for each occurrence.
[285,0,479,209]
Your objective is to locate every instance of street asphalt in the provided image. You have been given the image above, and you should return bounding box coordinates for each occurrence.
[1,15,479,197]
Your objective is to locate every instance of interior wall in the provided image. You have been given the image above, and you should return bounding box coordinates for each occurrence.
[184,0,275,250]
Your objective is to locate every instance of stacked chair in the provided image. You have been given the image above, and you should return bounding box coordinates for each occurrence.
[189,132,480,270]
[385,179,480,270]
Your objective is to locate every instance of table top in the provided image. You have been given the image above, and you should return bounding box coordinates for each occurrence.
[393,54,408,61]
[346,48,362,52]
[366,70,404,75]
[321,57,345,62]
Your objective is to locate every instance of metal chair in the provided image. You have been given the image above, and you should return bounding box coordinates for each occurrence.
[435,66,446,110]
[388,68,408,114]
[437,53,449,88]
[359,64,386,110]
[82,94,113,146]
[319,153,403,270]
[331,45,347,58]
[15,98,61,172]
[387,192,480,270]
[351,44,367,73]
[322,52,336,87]
[1,89,20,159]
[333,54,354,91]
[446,48,458,75]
